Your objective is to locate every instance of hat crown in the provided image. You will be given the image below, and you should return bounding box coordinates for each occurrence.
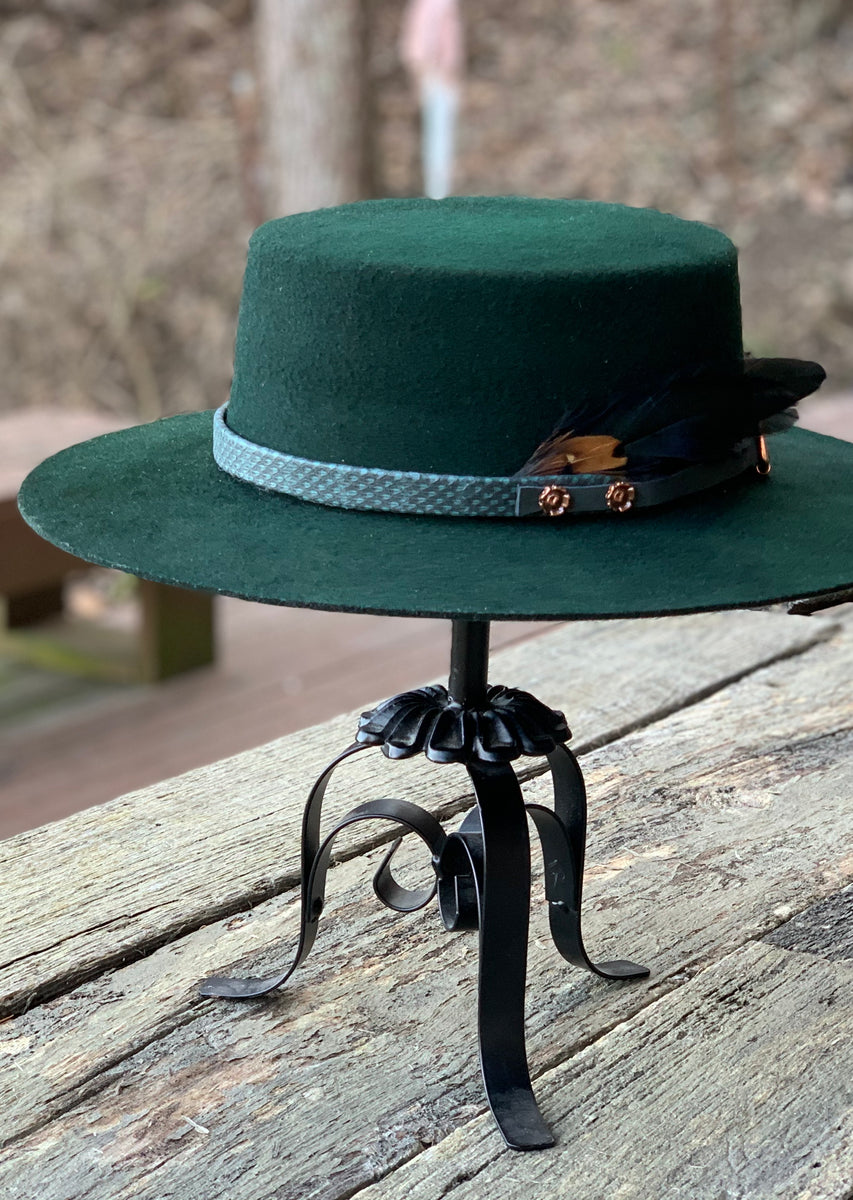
[227,197,742,477]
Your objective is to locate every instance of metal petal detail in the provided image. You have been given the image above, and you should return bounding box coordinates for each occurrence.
[356,684,570,764]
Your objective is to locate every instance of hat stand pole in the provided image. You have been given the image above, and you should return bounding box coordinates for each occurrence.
[199,618,648,1151]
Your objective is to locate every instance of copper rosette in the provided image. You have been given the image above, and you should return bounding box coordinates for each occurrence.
[356,683,571,764]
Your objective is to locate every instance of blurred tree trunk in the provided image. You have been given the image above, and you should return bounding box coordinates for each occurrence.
[714,0,739,212]
[254,0,373,218]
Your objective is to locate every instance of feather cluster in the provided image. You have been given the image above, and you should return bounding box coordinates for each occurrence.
[517,357,826,480]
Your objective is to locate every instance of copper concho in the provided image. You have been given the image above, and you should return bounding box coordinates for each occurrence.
[605,482,636,513]
[538,485,572,517]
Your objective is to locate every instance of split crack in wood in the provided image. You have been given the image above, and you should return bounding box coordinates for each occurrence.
[1,901,185,978]
[0,615,837,1022]
[2,805,849,1164]
[0,879,805,1155]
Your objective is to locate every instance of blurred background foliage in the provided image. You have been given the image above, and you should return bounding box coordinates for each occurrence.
[1,0,852,422]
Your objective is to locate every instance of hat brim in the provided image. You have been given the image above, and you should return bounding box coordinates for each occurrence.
[17,411,853,621]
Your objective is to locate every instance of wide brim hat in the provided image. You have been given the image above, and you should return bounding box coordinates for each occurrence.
[18,197,853,621]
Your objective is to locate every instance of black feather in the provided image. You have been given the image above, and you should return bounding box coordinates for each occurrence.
[516,356,825,479]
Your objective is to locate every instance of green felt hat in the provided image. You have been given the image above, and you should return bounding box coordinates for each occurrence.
[18,197,853,620]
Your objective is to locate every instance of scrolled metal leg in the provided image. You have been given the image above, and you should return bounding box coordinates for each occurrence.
[438,762,554,1151]
[435,807,481,931]
[199,618,649,1153]
[526,744,648,981]
[199,743,447,999]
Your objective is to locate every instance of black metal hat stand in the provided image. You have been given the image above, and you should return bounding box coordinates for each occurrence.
[199,619,649,1151]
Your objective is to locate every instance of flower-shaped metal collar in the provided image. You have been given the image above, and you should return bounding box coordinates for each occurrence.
[356,683,570,764]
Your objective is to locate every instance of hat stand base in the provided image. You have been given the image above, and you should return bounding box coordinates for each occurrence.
[199,620,649,1152]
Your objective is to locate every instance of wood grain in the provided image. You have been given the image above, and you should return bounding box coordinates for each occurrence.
[0,618,849,1199]
[356,936,853,1200]
[0,609,834,1017]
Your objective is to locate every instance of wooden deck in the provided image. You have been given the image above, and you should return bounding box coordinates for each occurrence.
[0,604,541,837]
[0,606,851,1196]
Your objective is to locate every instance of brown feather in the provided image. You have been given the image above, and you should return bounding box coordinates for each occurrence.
[520,432,627,476]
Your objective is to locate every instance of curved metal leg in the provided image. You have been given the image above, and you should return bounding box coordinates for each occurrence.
[196,607,658,1156]
[199,743,447,998]
[435,762,554,1151]
[526,744,648,981]
[198,721,644,1149]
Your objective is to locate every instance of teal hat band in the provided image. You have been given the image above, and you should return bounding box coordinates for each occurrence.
[212,403,762,519]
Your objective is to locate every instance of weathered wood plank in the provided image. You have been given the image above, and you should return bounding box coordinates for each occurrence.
[354,933,853,1200]
[766,886,853,961]
[0,623,849,1197]
[0,610,835,1016]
